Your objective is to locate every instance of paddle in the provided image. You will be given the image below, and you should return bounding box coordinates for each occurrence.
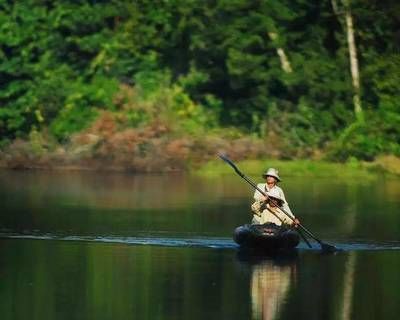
[218,153,339,253]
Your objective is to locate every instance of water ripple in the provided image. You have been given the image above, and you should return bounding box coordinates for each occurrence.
[1,232,400,252]
[0,232,238,249]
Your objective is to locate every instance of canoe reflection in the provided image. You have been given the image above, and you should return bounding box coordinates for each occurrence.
[237,250,297,320]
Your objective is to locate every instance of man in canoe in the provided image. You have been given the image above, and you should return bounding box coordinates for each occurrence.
[251,168,300,227]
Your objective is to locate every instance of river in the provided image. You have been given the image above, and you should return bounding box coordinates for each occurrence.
[1,170,400,320]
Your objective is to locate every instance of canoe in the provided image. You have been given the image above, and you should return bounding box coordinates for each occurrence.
[233,223,300,252]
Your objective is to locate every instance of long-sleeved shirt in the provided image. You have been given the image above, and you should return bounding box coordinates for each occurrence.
[251,183,295,226]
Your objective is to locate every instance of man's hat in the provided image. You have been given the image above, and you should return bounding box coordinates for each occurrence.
[262,168,281,182]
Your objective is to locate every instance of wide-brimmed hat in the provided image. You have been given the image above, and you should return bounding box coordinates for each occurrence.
[262,168,281,182]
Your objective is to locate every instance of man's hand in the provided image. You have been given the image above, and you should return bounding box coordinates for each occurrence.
[293,218,301,228]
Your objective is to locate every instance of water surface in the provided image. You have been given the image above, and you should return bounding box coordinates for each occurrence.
[1,170,400,319]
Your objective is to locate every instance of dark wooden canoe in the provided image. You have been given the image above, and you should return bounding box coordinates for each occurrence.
[233,223,300,252]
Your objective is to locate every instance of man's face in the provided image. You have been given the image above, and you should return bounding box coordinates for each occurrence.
[266,176,277,184]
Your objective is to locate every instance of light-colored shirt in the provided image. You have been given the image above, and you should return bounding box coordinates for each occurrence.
[251,183,295,226]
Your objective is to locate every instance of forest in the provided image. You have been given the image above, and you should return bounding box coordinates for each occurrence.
[0,0,399,171]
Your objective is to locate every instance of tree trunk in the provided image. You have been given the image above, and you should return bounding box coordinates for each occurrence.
[344,1,363,120]
[332,0,363,120]
[268,31,293,74]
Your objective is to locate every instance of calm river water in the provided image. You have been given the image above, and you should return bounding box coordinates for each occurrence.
[1,170,400,320]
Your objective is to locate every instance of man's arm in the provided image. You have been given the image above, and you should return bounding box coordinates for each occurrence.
[278,189,300,226]
[278,189,294,217]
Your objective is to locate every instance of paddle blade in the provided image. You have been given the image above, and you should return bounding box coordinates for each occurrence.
[320,242,340,253]
[218,153,237,170]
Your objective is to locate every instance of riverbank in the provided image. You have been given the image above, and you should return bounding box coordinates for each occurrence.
[1,146,399,178]
[1,114,399,176]
[196,155,400,178]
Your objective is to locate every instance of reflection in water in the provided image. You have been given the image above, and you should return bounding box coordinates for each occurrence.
[2,170,400,241]
[2,171,400,320]
[0,170,248,210]
[1,239,250,320]
[251,261,292,320]
[338,179,358,320]
[239,252,297,320]
[340,252,356,320]
[0,170,251,238]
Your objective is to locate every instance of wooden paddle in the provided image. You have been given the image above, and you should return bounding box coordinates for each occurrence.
[218,153,339,253]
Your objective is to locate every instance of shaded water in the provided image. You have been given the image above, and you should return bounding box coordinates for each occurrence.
[1,170,400,319]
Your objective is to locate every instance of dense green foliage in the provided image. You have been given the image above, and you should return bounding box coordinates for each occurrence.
[1,0,399,160]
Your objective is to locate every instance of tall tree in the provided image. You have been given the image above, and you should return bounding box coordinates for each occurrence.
[331,0,363,121]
